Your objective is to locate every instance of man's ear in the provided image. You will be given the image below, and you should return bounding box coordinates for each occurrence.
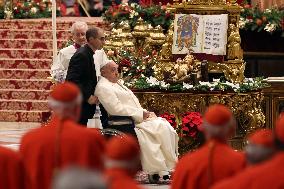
[87,36,94,43]
[100,68,105,77]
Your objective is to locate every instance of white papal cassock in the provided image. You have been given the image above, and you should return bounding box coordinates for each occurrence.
[95,77,178,176]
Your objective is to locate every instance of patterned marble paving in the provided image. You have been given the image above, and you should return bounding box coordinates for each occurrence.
[0,122,40,150]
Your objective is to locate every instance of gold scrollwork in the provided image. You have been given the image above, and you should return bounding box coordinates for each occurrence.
[135,91,265,149]
[208,60,245,83]
[160,22,174,60]
[185,0,226,5]
[153,60,175,81]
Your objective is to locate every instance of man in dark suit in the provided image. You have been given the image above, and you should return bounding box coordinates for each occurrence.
[66,27,108,126]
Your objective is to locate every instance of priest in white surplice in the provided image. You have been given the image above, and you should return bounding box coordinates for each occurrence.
[50,21,88,82]
[95,61,178,180]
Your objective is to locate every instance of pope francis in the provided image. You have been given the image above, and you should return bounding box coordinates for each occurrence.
[94,60,178,180]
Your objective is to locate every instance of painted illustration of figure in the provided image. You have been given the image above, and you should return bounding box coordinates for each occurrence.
[176,15,199,52]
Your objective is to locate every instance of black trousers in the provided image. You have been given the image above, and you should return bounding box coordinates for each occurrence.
[79,103,108,127]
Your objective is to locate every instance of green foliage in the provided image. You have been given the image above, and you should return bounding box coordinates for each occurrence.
[133,77,150,90]
[240,5,284,36]
[237,77,270,93]
[168,84,184,92]
[13,0,60,19]
[128,77,269,93]
[103,3,173,31]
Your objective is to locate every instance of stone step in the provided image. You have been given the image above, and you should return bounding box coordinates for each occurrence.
[0,29,72,40]
[0,49,53,59]
[0,110,51,122]
[0,18,106,30]
[0,100,48,111]
[0,79,53,90]
[0,59,52,69]
[0,122,40,130]
[0,69,50,79]
[0,17,108,123]
[0,89,50,100]
[0,39,67,49]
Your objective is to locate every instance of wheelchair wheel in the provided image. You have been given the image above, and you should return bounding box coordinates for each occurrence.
[99,128,124,140]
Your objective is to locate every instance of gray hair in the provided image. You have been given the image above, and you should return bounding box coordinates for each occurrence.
[48,93,82,119]
[52,166,108,189]
[202,118,235,139]
[70,21,88,34]
[245,143,275,165]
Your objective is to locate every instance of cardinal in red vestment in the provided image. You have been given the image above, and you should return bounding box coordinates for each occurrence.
[244,128,275,165]
[0,146,25,189]
[212,115,284,189]
[20,82,106,189]
[171,104,246,189]
[105,134,145,189]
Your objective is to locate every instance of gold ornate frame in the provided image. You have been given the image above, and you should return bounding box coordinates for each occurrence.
[166,0,245,83]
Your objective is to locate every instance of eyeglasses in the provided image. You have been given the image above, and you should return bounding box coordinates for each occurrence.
[97,36,105,41]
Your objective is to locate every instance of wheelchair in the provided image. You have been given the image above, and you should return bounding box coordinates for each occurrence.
[102,115,137,138]
[99,116,164,184]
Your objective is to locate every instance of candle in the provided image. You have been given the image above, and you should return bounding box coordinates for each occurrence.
[52,0,57,62]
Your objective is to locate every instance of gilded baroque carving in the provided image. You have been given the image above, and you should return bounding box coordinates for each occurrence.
[185,0,226,5]
[160,23,174,60]
[222,60,245,83]
[153,60,175,81]
[227,24,243,60]
[135,91,265,149]
[135,93,205,116]
[208,60,245,83]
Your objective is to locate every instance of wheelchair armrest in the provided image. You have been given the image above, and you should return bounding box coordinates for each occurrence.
[108,115,134,126]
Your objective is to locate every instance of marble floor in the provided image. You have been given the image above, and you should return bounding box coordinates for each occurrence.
[0,122,40,150]
[0,122,169,189]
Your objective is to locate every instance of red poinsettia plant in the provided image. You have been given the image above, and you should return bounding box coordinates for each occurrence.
[159,111,204,155]
[160,112,177,129]
[179,111,204,155]
[181,112,203,139]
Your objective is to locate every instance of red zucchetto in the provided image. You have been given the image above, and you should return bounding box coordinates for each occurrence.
[248,129,274,147]
[204,104,233,127]
[50,82,81,102]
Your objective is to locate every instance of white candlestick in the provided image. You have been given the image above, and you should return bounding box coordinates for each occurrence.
[52,0,57,62]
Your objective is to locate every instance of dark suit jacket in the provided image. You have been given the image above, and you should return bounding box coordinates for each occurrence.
[66,44,108,126]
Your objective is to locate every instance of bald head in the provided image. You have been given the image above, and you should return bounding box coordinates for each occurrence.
[101,61,119,83]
